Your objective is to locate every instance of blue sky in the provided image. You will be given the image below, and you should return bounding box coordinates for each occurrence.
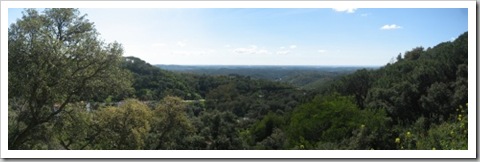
[8,8,468,66]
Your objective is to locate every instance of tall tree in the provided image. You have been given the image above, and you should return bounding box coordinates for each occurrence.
[8,8,132,149]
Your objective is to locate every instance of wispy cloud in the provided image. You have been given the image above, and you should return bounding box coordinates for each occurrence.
[233,45,270,55]
[380,24,402,30]
[176,41,187,47]
[318,49,327,53]
[360,13,370,17]
[332,8,357,13]
[271,45,298,55]
[151,43,167,47]
[276,50,290,55]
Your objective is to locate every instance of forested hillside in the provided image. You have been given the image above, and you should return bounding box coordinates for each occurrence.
[156,65,369,89]
[8,8,468,150]
[277,32,468,150]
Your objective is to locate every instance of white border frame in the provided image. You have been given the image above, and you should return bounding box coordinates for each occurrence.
[1,1,476,159]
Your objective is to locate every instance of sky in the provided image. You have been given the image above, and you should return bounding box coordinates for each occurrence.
[8,8,468,66]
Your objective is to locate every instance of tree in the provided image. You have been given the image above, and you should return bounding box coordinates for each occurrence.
[396,53,403,62]
[336,69,373,109]
[52,102,96,150]
[93,99,152,150]
[419,82,453,122]
[250,112,285,143]
[404,47,424,60]
[148,96,194,149]
[8,8,132,149]
[198,110,243,149]
[287,94,364,148]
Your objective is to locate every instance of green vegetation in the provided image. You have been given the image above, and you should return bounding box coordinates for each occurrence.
[156,65,365,90]
[8,9,468,150]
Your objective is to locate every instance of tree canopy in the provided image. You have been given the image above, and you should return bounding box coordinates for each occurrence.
[8,8,132,149]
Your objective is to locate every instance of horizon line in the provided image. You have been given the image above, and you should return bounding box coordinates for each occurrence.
[155,64,383,67]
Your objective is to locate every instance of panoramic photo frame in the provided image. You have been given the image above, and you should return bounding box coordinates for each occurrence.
[1,0,476,159]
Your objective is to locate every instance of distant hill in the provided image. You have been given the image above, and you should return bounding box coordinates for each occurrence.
[122,56,201,100]
[155,65,378,89]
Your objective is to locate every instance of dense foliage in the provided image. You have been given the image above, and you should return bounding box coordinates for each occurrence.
[8,9,132,149]
[8,9,468,150]
[156,65,365,90]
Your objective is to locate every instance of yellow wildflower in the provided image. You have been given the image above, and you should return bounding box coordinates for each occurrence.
[395,138,401,144]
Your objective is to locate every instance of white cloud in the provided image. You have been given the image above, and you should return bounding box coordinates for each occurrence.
[380,24,402,30]
[257,49,269,54]
[224,44,231,48]
[360,13,370,17]
[233,45,270,55]
[177,41,186,47]
[276,50,290,55]
[318,49,327,53]
[332,8,357,13]
[275,46,292,54]
[151,43,167,47]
